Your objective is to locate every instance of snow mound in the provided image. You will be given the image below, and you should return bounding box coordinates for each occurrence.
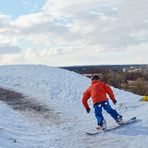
[0,65,147,148]
[0,65,89,111]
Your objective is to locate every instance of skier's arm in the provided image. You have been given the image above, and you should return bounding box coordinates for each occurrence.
[104,83,116,102]
[82,89,91,110]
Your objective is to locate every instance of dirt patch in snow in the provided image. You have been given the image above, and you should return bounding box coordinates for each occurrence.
[0,87,61,124]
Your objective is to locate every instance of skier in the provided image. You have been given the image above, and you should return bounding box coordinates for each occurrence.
[82,75,123,130]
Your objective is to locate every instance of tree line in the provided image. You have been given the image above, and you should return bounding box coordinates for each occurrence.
[100,70,147,96]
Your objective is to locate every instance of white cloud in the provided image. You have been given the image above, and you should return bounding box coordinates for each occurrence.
[42,0,100,18]
[0,14,11,28]
[0,0,148,65]
[0,53,22,64]
[11,12,51,29]
[2,0,147,50]
[23,46,76,58]
[0,44,21,54]
[39,48,66,56]
[41,0,148,49]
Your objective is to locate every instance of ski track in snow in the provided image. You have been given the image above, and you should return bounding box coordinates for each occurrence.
[0,65,147,148]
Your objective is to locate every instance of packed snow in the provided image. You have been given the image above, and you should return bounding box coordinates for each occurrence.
[0,65,147,148]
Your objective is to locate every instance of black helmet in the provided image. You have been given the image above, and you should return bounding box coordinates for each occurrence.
[91,75,100,81]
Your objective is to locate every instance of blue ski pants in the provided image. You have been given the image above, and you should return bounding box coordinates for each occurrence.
[93,100,120,126]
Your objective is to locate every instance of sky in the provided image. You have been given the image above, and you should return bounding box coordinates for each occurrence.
[0,0,148,66]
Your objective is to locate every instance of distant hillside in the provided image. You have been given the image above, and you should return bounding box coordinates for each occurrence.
[60,64,147,74]
[60,64,148,96]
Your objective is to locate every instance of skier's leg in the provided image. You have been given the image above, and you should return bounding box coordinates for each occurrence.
[102,100,121,120]
[93,103,104,126]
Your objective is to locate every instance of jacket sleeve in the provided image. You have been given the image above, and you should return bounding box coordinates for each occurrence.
[82,89,90,109]
[104,83,115,101]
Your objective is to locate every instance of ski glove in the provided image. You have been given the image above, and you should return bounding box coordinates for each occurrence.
[112,100,117,105]
[86,107,90,113]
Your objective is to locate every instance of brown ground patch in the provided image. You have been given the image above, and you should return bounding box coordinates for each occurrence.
[0,87,61,124]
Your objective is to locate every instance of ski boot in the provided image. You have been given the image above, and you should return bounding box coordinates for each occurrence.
[116,115,124,125]
[96,120,107,130]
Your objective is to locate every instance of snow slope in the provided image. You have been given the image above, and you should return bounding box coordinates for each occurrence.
[0,65,147,148]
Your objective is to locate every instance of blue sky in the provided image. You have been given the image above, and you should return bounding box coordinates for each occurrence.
[0,0,46,18]
[0,0,147,66]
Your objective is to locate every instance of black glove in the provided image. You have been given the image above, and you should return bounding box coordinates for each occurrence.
[86,107,90,113]
[113,100,117,105]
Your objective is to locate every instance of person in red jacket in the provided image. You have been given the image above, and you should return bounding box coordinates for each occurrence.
[82,75,123,130]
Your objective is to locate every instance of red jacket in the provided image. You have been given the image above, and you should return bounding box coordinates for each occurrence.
[82,80,115,109]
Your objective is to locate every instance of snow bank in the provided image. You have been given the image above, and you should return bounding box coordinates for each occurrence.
[0,65,88,112]
[0,65,147,148]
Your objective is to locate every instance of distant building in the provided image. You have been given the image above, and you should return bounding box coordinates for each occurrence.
[122,67,142,73]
